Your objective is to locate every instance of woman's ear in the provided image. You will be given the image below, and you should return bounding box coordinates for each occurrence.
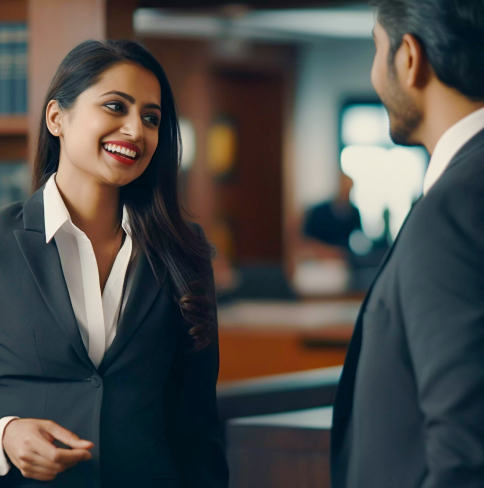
[46,99,63,136]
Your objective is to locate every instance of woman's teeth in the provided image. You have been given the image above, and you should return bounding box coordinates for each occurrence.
[102,143,137,159]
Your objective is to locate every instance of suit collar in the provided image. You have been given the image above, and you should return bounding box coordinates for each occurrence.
[42,172,132,244]
[43,173,69,242]
[17,178,166,374]
[424,108,484,195]
[424,125,484,197]
[22,181,47,233]
[443,126,484,174]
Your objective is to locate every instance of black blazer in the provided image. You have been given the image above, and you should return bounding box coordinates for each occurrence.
[0,183,229,488]
[331,129,484,488]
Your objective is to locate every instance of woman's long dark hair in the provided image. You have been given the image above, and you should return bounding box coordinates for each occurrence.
[32,39,216,350]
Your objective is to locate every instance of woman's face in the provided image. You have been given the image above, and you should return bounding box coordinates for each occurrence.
[48,62,162,187]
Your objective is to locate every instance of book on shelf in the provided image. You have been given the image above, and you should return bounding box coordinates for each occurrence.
[0,23,28,115]
[0,161,31,208]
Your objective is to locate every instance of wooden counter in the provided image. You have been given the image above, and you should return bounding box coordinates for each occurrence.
[217,300,361,381]
[227,406,333,488]
[217,366,341,443]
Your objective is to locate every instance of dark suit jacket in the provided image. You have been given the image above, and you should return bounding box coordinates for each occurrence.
[331,129,484,488]
[303,200,361,250]
[0,183,229,487]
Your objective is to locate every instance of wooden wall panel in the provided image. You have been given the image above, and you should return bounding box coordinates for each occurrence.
[211,70,284,262]
[140,36,296,267]
[0,0,27,21]
[106,0,138,40]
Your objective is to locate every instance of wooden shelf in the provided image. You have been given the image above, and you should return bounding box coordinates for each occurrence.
[0,0,27,22]
[0,116,28,136]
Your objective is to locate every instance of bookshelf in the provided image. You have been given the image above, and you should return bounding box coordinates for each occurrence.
[0,0,28,164]
[0,1,29,209]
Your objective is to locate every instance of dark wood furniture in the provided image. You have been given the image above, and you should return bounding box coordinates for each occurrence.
[217,366,341,420]
[227,406,333,488]
[217,365,341,443]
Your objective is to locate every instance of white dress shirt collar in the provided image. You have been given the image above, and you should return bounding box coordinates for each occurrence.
[44,172,131,243]
[42,171,135,370]
[423,107,484,195]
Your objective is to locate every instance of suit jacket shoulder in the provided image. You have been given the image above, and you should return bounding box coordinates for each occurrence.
[0,201,26,257]
[0,201,24,231]
[400,139,484,259]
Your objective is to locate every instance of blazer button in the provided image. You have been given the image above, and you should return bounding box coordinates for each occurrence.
[90,376,101,388]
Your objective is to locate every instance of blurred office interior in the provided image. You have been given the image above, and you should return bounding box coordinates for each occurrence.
[0,1,429,486]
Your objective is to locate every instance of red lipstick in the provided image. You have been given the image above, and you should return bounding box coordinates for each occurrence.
[103,146,137,166]
[102,141,141,166]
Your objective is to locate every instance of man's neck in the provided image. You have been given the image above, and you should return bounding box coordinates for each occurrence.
[418,86,484,155]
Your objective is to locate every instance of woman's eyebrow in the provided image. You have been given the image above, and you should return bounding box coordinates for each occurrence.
[100,90,161,112]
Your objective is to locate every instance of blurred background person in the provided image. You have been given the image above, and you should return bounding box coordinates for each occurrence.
[302,172,362,259]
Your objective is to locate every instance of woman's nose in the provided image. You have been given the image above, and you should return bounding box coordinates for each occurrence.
[121,113,143,141]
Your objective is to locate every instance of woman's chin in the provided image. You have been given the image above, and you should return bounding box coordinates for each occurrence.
[97,165,134,187]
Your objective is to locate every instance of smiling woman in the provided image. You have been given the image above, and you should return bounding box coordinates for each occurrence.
[43,61,162,189]
[0,39,228,488]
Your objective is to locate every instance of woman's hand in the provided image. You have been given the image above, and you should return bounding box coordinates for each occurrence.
[2,418,93,481]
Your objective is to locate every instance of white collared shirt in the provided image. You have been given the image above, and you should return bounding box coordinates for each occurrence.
[423,107,484,195]
[0,172,136,475]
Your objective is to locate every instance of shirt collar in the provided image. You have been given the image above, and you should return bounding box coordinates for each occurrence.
[423,107,484,195]
[43,172,130,243]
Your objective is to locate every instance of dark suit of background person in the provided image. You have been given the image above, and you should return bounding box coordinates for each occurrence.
[331,110,484,488]
[303,200,361,252]
[0,181,229,487]
[303,173,362,253]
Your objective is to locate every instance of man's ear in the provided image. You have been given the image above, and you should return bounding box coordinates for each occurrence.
[46,99,63,136]
[395,33,430,89]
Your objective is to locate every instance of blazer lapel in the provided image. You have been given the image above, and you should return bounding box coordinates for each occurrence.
[331,196,423,455]
[15,183,171,375]
[14,186,95,371]
[97,249,166,375]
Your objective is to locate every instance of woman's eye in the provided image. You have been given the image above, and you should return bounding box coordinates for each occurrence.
[105,103,159,126]
[143,114,159,126]
[105,102,125,113]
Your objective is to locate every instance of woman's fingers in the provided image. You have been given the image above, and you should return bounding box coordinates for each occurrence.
[40,420,94,450]
[2,418,93,481]
[29,434,89,471]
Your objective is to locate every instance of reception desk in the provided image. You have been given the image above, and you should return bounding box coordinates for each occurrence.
[227,406,333,488]
[217,300,361,381]
[217,366,341,443]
